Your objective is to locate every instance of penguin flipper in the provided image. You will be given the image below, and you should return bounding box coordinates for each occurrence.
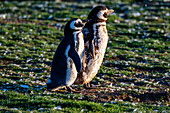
[68,47,81,73]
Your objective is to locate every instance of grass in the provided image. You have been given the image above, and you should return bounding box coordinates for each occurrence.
[0,0,169,112]
[0,90,169,112]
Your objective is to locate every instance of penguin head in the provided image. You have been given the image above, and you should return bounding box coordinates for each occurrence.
[64,18,88,36]
[88,6,114,21]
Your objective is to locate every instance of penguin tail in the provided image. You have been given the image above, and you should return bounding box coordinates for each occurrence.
[46,79,53,91]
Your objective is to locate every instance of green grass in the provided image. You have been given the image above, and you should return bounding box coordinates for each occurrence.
[0,0,169,112]
[0,90,169,112]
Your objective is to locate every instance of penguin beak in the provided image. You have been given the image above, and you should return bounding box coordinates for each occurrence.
[107,9,114,15]
[82,19,89,24]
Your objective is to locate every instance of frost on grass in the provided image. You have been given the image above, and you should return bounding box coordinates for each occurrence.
[53,106,62,110]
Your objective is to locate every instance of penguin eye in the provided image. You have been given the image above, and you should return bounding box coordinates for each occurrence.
[103,12,108,18]
[77,21,82,24]
[74,21,84,27]
[75,21,79,25]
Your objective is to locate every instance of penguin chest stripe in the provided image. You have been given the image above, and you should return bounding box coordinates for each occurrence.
[78,33,84,55]
[76,33,80,51]
[73,31,81,51]
[93,23,106,49]
[73,32,84,57]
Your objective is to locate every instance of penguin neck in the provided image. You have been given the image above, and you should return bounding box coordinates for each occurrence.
[64,29,81,36]
[89,19,107,33]
[94,19,106,23]
[92,21,107,33]
[72,30,82,46]
[64,30,82,49]
[72,30,81,38]
[89,18,106,24]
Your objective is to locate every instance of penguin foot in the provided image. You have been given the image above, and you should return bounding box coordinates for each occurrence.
[49,86,80,93]
[83,83,95,89]
[51,86,66,92]
[66,86,80,93]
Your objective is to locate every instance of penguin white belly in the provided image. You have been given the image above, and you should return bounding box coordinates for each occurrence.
[85,24,108,83]
[65,57,77,86]
[66,32,84,86]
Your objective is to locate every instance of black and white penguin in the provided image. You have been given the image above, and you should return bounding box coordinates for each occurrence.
[47,18,87,92]
[74,6,114,87]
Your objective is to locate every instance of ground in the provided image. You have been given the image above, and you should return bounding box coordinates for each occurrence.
[0,0,169,112]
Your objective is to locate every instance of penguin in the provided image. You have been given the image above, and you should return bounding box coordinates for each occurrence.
[47,18,88,92]
[74,6,114,88]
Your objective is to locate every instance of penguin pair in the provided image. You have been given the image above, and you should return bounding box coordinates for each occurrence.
[47,6,113,92]
[47,18,88,92]
[74,6,114,88]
